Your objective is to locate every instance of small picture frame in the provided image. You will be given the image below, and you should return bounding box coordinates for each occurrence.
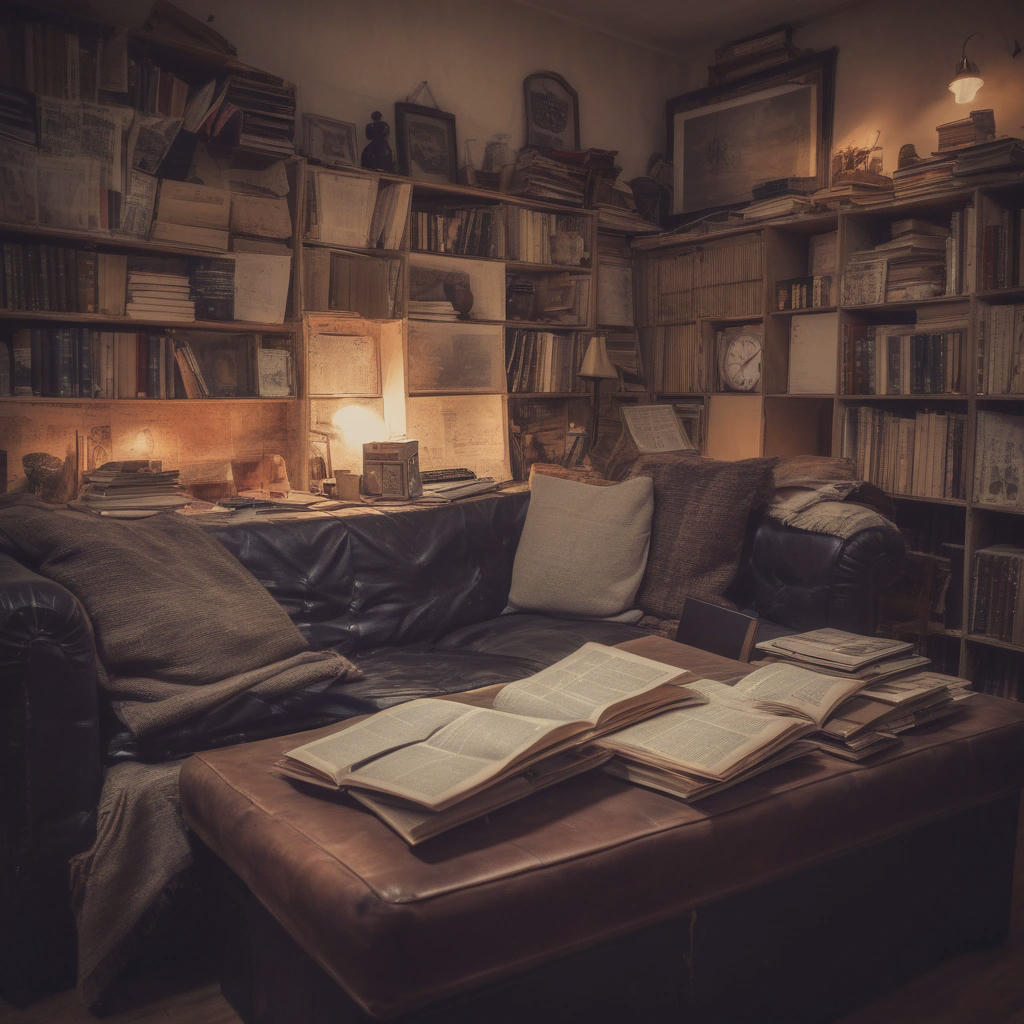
[523,72,579,151]
[394,102,458,184]
[303,114,358,168]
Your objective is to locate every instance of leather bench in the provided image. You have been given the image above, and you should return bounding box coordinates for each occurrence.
[179,637,1024,1023]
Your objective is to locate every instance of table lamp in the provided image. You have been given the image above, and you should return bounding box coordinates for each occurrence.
[578,335,619,453]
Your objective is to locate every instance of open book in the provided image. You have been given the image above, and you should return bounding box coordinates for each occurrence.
[277,643,698,812]
[597,660,876,798]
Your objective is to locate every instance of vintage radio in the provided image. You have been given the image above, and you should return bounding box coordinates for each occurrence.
[362,440,422,499]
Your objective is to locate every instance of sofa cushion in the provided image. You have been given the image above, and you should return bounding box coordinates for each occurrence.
[628,454,777,619]
[507,473,654,620]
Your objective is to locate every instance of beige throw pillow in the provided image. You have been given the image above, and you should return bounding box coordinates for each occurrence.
[507,473,654,620]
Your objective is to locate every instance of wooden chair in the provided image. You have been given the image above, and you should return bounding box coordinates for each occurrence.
[674,595,759,662]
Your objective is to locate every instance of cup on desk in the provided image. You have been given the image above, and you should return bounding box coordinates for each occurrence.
[335,470,362,500]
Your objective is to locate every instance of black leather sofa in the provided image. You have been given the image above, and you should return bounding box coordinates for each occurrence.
[0,484,904,1005]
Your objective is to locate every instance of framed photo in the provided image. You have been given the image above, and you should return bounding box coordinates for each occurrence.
[667,49,836,219]
[523,72,579,151]
[303,114,358,168]
[394,103,457,184]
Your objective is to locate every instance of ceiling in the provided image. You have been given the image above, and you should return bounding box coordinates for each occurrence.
[518,0,863,55]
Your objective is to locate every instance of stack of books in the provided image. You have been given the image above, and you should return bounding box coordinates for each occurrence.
[752,628,971,760]
[222,71,297,158]
[951,136,1024,179]
[507,147,588,206]
[891,153,957,200]
[936,108,996,151]
[77,460,191,517]
[126,269,195,322]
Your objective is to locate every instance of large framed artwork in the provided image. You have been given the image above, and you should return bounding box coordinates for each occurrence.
[667,49,836,220]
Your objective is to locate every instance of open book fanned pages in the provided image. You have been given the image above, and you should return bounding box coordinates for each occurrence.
[597,661,880,798]
[755,628,913,671]
[277,643,699,818]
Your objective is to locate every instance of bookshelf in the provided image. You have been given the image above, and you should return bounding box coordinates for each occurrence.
[633,183,1024,694]
[0,4,306,489]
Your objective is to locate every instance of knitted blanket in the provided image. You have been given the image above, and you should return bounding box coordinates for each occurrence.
[0,495,357,1003]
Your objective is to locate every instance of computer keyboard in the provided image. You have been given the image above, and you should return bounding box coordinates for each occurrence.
[420,467,477,483]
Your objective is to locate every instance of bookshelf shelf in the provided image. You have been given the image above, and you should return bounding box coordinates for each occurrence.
[770,306,838,317]
[0,311,296,334]
[966,634,1024,655]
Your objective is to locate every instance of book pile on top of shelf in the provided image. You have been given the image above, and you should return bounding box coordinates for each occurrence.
[753,628,972,761]
[217,70,296,157]
[971,545,1024,647]
[841,404,967,500]
[77,460,190,517]
[977,304,1024,394]
[507,147,588,206]
[936,109,995,152]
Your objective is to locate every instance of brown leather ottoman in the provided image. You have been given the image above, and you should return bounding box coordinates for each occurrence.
[179,638,1024,1023]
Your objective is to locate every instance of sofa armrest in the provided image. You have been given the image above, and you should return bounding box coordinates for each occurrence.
[0,552,104,1003]
[744,516,906,635]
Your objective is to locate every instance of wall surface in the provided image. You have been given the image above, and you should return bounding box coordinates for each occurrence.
[673,0,1024,178]
[95,0,689,181]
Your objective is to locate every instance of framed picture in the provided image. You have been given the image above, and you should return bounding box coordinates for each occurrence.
[667,49,836,219]
[303,114,358,168]
[394,103,457,184]
[523,72,579,151]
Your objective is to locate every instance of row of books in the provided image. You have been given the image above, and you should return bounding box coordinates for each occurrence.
[840,324,963,396]
[505,329,587,393]
[505,209,591,266]
[774,274,833,311]
[642,238,763,324]
[408,204,502,259]
[276,634,969,844]
[303,249,402,319]
[976,303,1024,395]
[842,405,968,500]
[0,244,289,325]
[645,323,707,393]
[970,545,1024,646]
[979,199,1024,291]
[0,326,292,400]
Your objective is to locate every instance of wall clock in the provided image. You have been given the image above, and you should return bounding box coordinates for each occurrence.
[718,327,762,392]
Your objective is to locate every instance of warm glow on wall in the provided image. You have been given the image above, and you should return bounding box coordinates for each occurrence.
[331,406,388,447]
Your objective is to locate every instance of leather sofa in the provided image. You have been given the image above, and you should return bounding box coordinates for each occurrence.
[0,482,905,1005]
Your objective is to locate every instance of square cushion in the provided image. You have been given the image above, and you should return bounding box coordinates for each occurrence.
[507,473,653,620]
[629,454,777,619]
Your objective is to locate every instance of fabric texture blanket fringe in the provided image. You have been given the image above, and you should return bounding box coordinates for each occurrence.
[767,483,897,540]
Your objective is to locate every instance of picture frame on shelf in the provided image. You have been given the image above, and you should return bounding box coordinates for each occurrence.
[666,48,836,219]
[523,71,579,151]
[394,103,458,184]
[303,114,358,168]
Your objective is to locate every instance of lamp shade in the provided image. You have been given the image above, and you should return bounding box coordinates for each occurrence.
[949,37,983,104]
[579,335,618,379]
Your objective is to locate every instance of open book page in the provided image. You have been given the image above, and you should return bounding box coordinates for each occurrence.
[621,404,693,453]
[727,662,869,727]
[598,699,813,781]
[492,642,693,728]
[342,704,587,809]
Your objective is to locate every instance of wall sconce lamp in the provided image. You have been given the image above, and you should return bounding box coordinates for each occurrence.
[949,34,984,104]
[578,335,619,454]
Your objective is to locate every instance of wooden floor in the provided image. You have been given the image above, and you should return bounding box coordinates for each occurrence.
[3,793,1023,1024]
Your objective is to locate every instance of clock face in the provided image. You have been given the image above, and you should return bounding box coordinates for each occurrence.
[720,331,762,392]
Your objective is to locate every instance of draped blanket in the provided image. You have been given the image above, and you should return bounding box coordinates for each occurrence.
[0,495,357,1003]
